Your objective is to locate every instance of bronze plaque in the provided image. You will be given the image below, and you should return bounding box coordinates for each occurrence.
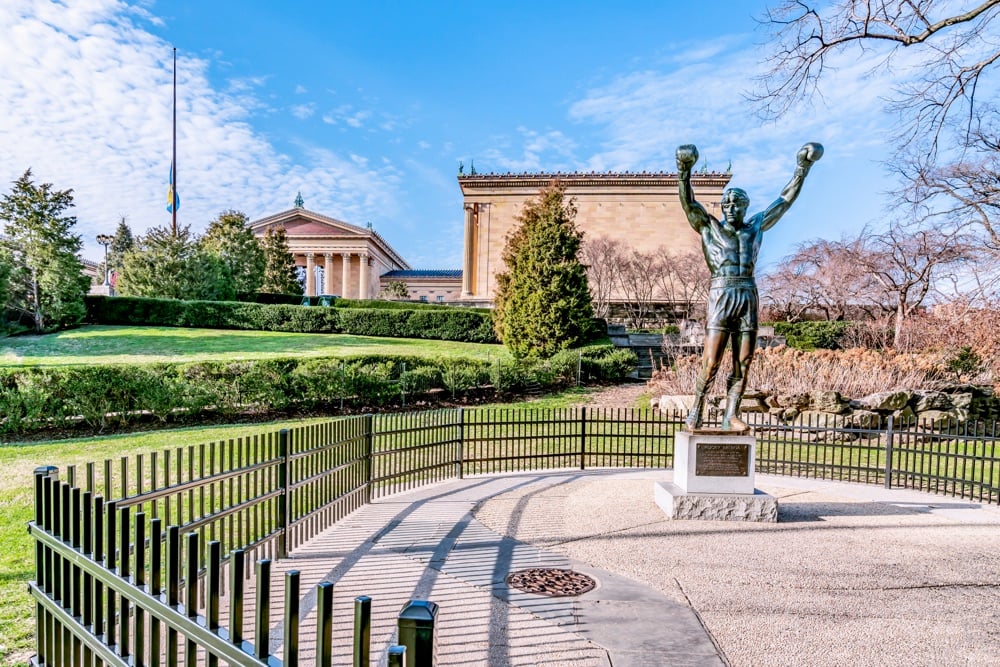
[695,443,749,477]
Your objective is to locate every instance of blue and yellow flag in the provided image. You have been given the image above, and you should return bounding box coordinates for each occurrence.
[166,162,180,213]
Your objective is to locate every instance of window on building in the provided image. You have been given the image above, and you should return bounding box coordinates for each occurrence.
[436,295,444,302]
[420,296,428,302]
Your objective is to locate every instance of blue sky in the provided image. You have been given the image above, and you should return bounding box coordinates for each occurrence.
[0,0,899,271]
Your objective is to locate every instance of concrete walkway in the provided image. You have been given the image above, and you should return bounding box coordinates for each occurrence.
[267,470,1000,666]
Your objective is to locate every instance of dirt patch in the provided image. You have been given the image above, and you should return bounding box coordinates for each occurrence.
[573,381,650,409]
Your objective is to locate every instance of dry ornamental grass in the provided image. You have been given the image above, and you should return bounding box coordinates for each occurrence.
[651,345,996,398]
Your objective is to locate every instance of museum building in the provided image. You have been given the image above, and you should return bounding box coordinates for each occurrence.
[249,170,730,303]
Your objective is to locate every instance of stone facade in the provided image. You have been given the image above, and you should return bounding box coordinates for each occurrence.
[457,171,731,302]
[379,269,463,303]
[249,206,410,299]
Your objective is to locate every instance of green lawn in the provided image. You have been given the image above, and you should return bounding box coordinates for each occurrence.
[0,325,503,367]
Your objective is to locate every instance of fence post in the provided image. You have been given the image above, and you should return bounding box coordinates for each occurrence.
[33,466,58,663]
[353,595,371,667]
[278,428,289,559]
[284,570,300,667]
[457,408,464,480]
[255,559,271,661]
[884,414,894,490]
[580,407,587,471]
[316,582,334,667]
[364,415,374,503]
[577,351,582,387]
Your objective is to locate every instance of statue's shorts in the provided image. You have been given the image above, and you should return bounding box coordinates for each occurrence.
[706,276,758,333]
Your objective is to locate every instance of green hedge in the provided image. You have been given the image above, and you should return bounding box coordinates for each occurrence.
[0,346,633,436]
[85,295,497,343]
[334,299,492,314]
[770,321,851,350]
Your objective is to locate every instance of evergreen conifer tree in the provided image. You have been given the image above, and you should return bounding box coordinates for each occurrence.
[118,224,230,300]
[108,216,134,276]
[493,182,594,357]
[260,226,303,295]
[0,169,89,332]
[201,210,265,296]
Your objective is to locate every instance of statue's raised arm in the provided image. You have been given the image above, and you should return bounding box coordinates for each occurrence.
[760,142,823,231]
[676,144,711,232]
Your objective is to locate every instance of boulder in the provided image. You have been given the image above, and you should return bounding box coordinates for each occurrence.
[891,406,917,424]
[740,390,769,413]
[781,408,800,422]
[651,395,694,414]
[950,392,973,410]
[852,390,911,412]
[793,410,850,441]
[847,409,881,429]
[915,409,959,430]
[776,393,810,409]
[912,390,953,413]
[809,390,850,414]
[793,410,846,429]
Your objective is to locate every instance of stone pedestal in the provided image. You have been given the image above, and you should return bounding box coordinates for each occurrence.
[656,431,777,522]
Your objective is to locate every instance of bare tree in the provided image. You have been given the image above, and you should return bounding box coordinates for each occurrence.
[653,248,710,320]
[615,249,661,330]
[760,236,881,321]
[853,223,973,347]
[755,1,1000,158]
[581,236,625,319]
[902,127,1000,251]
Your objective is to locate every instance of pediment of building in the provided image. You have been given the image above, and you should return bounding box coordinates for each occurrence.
[250,208,368,238]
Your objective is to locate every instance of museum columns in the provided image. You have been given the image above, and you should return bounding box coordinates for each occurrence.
[305,253,316,296]
[341,253,352,299]
[462,204,475,297]
[359,253,370,300]
[323,253,334,294]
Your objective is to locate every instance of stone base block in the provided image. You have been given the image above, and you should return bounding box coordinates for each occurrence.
[654,482,777,523]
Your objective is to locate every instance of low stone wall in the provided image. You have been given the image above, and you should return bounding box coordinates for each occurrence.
[654,384,999,430]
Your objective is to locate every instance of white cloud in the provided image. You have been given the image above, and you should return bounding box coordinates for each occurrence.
[481,128,578,173]
[567,37,893,197]
[345,110,370,128]
[294,84,307,94]
[0,0,400,260]
[290,103,315,119]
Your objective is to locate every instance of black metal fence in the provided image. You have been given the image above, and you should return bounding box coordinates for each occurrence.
[29,407,1000,665]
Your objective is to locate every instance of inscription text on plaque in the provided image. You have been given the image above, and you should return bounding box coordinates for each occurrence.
[695,443,749,477]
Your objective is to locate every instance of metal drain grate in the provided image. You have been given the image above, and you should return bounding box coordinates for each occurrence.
[505,568,597,597]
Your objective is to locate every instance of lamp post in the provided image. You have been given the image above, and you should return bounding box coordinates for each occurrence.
[96,234,113,286]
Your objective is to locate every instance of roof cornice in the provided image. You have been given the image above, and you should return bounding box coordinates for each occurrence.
[458,171,732,189]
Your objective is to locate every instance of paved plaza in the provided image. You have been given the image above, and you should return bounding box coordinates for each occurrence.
[270,470,1000,666]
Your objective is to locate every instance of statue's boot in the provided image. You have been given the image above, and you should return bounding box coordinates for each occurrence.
[722,377,748,432]
[685,391,705,430]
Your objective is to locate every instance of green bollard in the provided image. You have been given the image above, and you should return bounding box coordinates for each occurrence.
[397,600,438,667]
[387,645,406,667]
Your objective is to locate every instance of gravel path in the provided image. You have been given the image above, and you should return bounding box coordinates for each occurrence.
[473,474,1000,667]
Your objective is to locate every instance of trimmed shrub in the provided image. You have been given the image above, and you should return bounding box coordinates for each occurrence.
[0,344,632,436]
[335,299,491,315]
[581,347,638,381]
[84,295,496,343]
[771,321,851,350]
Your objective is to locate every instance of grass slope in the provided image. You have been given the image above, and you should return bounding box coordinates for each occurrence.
[0,325,503,367]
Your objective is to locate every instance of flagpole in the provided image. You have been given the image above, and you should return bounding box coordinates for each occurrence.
[171,47,177,236]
